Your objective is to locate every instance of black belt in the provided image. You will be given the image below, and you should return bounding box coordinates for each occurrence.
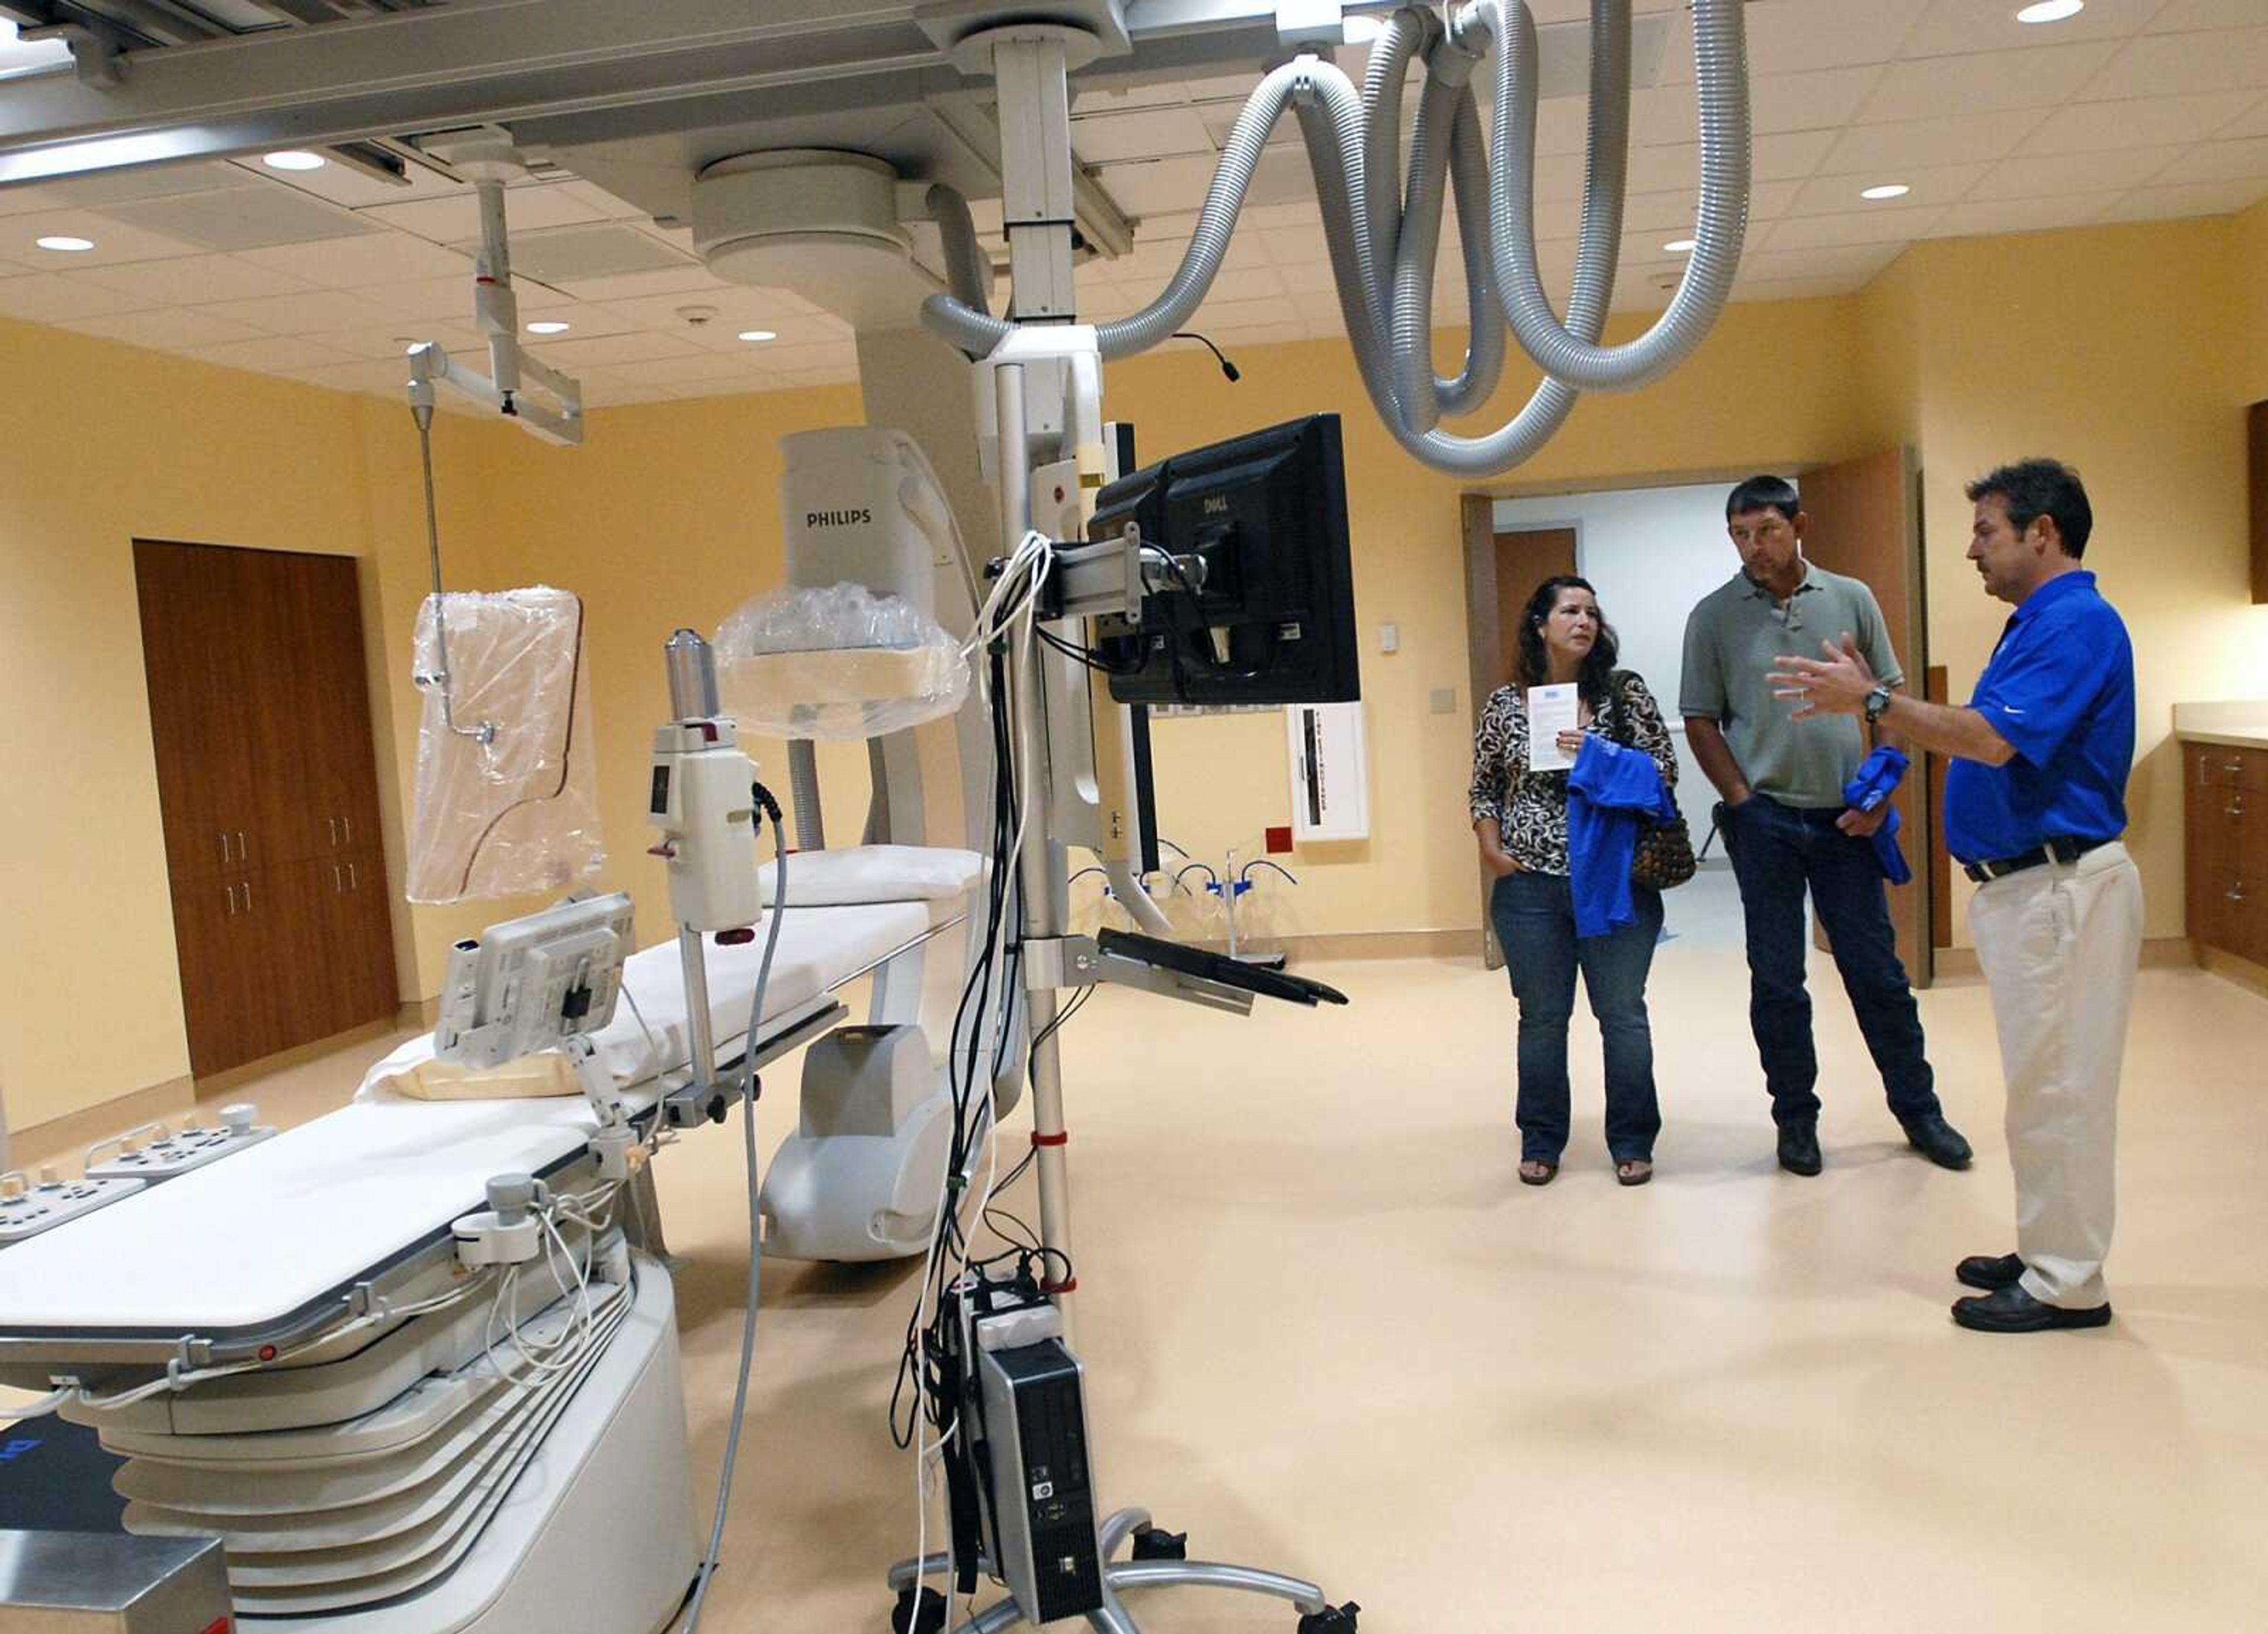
[1962,836,2111,884]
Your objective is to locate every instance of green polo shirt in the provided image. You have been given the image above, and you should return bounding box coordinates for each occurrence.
[1679,562,1904,810]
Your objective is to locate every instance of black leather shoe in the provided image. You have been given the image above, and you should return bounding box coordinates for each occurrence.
[1951,1284,2111,1333]
[1900,1113,1973,1170]
[1956,1252,2025,1291]
[1776,1123,1822,1176]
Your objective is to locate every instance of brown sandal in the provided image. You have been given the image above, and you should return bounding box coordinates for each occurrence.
[1615,1159,1654,1187]
[1518,1159,1558,1186]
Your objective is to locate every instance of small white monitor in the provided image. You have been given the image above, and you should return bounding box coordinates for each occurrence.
[434,892,637,1070]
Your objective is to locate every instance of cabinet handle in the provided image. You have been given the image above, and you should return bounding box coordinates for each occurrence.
[2231,796,2247,817]
[218,830,230,866]
[225,882,237,917]
[332,863,343,892]
[347,860,358,891]
[242,879,253,913]
[2227,759,2246,776]
[237,830,246,863]
[328,816,338,846]
[343,814,351,845]
[2230,885,2249,904]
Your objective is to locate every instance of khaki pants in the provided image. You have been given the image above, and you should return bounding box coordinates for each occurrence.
[1967,841,2143,1309]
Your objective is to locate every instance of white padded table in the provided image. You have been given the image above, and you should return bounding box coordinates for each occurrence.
[0,897,954,1339]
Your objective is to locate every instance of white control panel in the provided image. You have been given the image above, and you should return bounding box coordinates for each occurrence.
[84,1104,277,1184]
[0,1169,148,1247]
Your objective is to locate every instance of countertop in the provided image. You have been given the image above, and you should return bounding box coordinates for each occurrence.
[2172,702,2268,751]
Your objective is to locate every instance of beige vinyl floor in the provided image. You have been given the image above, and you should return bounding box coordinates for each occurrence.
[18,868,2268,1633]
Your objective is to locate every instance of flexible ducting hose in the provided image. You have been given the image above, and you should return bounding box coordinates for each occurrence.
[925,183,994,318]
[918,0,1751,474]
[787,738,825,850]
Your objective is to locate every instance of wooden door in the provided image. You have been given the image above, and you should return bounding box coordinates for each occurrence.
[137,542,399,1077]
[1493,528,1580,689]
[135,542,258,884]
[1797,446,1934,987]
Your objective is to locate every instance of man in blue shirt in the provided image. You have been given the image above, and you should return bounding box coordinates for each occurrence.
[1771,459,2140,1334]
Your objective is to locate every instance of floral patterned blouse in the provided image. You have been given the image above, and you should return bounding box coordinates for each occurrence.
[1469,669,1679,877]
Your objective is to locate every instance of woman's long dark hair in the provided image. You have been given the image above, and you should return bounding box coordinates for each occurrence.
[1514,573,1620,704]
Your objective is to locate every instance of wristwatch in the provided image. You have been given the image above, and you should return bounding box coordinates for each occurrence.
[1862,683,1895,724]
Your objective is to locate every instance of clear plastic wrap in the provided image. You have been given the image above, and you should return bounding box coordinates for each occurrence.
[713,581,969,741]
[406,587,605,904]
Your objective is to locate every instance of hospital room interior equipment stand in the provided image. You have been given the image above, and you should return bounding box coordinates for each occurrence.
[887,346,1352,1633]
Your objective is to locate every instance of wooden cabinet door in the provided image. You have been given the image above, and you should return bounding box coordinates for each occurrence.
[334,849,401,1029]
[169,872,279,1077]
[136,543,258,884]
[299,553,387,857]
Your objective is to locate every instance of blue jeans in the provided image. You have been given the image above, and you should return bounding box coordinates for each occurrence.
[1490,870,1663,1165]
[1716,794,1940,1129]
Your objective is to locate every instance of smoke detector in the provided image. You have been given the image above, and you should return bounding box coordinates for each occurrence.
[676,304,722,327]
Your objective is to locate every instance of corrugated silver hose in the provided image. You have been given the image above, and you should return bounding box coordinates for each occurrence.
[925,183,993,318]
[1485,0,1751,390]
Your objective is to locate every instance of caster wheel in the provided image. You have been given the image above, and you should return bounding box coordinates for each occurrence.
[893,1586,947,1634]
[1130,1524,1188,1561]
[1296,1601,1359,1634]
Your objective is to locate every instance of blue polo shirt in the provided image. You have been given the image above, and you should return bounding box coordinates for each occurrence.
[1943,570,2134,864]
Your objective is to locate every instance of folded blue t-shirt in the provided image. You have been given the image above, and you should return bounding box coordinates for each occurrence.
[1568,738,1679,938]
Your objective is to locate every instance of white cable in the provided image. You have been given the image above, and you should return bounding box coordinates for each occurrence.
[677,793,790,1634]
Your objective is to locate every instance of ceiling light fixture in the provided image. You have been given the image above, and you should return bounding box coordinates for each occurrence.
[1664,238,1697,253]
[738,330,777,343]
[527,321,571,335]
[1860,184,1911,201]
[263,151,326,172]
[35,234,93,252]
[2016,1,2084,22]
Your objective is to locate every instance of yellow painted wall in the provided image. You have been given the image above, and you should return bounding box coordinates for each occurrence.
[9,209,2268,1133]
[1898,220,2268,944]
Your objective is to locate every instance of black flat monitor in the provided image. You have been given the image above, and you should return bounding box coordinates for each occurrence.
[1086,414,1360,707]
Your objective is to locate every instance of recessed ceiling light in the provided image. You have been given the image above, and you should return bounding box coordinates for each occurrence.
[35,235,94,252]
[1860,184,1911,201]
[2016,1,2084,22]
[526,321,571,335]
[1664,238,1697,253]
[738,330,777,343]
[263,151,326,172]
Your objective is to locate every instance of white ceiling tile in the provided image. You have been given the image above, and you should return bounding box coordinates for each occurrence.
[31,162,259,208]
[1093,155,1219,217]
[193,288,413,337]
[2146,2,2268,34]
[1749,67,1889,137]
[754,341,858,374]
[359,181,607,245]
[1901,0,2167,59]
[1926,194,2123,239]
[178,335,361,373]
[1075,107,1217,164]
[1765,205,1949,250]
[2080,26,2268,99]
[574,376,673,407]
[1750,180,1804,220]
[2152,136,2268,186]
[1,210,206,267]
[598,353,766,389]
[1252,224,1330,266]
[1737,244,1905,283]
[2211,98,2268,141]
[1533,94,1598,158]
[1290,289,1348,327]
[238,233,474,286]
[283,359,436,398]
[1276,259,1340,296]
[58,306,271,351]
[360,274,498,322]
[0,185,72,220]
[1203,266,1287,304]
[1969,145,2184,200]
[1789,162,1989,215]
[1742,1,1930,76]
[544,265,733,303]
[1187,296,1299,331]
[96,187,376,252]
[2019,90,2265,154]
[1820,111,2049,176]
[546,178,651,221]
[1730,274,1878,304]
[0,272,159,322]
[73,252,320,304]
[1757,130,1842,182]
[1865,40,2126,123]
[524,330,705,369]
[1618,188,1704,234]
[1071,80,1189,116]
[2096,178,2268,220]
[306,321,481,362]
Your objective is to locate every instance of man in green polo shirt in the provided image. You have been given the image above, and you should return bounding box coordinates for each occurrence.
[1680,475,1972,1177]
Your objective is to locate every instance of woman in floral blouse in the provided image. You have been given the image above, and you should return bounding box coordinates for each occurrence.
[1470,575,1679,1186]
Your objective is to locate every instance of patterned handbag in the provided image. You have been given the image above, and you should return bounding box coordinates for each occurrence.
[1609,672,1697,892]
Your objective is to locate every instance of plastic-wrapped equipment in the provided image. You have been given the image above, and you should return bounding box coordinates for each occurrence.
[406,587,605,903]
[713,581,968,741]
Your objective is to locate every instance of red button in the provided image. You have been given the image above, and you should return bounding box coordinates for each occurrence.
[716,927,755,945]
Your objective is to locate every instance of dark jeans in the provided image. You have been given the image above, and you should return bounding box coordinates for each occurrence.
[1716,793,1940,1129]
[1490,870,1663,1164]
